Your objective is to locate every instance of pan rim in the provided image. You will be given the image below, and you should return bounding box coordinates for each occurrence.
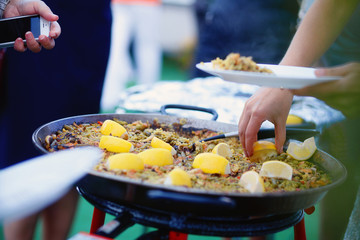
[32,113,347,199]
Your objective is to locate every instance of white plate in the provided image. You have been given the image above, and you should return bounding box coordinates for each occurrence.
[196,62,340,89]
[0,147,102,223]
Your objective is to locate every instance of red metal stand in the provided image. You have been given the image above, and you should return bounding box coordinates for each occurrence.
[294,218,306,240]
[169,231,188,240]
[293,206,316,240]
[90,207,106,234]
[89,206,313,239]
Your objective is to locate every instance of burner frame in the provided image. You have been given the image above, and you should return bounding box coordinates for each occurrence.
[78,187,306,238]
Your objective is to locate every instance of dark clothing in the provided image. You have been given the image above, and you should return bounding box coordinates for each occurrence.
[191,0,299,77]
[0,0,112,168]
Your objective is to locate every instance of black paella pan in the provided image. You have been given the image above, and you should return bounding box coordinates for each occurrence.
[32,113,347,217]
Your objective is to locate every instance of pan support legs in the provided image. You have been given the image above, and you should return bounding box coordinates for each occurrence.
[294,206,315,240]
[90,207,106,234]
[88,206,314,239]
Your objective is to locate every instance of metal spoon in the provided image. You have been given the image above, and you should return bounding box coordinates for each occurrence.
[199,128,320,142]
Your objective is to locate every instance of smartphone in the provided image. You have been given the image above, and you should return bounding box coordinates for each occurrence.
[0,14,50,48]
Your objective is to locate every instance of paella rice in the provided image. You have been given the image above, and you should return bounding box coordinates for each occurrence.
[211,53,273,73]
[43,118,331,193]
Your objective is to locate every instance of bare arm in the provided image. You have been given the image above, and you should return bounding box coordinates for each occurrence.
[281,0,359,66]
[239,0,360,156]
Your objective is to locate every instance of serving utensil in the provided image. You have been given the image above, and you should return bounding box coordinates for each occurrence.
[199,128,320,142]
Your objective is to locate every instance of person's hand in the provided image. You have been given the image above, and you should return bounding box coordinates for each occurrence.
[3,0,60,52]
[292,62,360,118]
[238,88,293,157]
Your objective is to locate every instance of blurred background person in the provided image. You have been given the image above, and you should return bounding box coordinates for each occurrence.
[0,0,60,114]
[238,0,360,239]
[238,0,360,158]
[0,0,111,239]
[101,0,162,113]
[190,0,299,78]
[296,3,360,238]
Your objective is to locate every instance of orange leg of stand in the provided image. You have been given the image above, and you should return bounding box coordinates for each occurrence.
[294,217,306,240]
[90,207,106,234]
[169,231,188,240]
[294,205,316,240]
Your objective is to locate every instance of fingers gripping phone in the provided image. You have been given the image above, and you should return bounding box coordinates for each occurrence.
[0,14,50,48]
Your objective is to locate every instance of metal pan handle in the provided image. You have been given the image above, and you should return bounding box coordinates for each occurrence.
[147,189,236,210]
[160,104,219,121]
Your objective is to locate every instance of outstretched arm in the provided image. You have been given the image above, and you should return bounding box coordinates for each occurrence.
[238,0,359,157]
[281,0,359,67]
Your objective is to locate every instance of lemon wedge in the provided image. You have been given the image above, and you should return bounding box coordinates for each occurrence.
[107,153,144,171]
[164,168,192,187]
[286,137,317,161]
[286,114,304,125]
[99,135,133,153]
[100,120,127,138]
[138,148,174,166]
[151,136,176,155]
[250,140,277,162]
[259,160,293,180]
[192,153,230,175]
[212,142,232,158]
[253,140,276,152]
[239,171,265,193]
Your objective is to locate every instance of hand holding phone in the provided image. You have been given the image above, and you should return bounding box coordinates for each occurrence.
[1,0,61,52]
[0,14,50,49]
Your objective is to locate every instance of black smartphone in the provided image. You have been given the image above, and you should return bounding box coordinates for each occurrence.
[0,14,50,48]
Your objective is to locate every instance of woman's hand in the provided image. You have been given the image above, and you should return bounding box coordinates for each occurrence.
[3,0,60,52]
[292,62,360,118]
[238,87,293,157]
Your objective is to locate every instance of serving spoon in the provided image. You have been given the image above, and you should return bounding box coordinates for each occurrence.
[199,128,320,142]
